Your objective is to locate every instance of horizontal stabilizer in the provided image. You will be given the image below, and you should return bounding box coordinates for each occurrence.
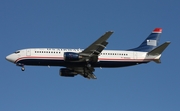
[148,41,171,55]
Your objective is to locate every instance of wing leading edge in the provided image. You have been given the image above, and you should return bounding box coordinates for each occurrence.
[80,31,113,57]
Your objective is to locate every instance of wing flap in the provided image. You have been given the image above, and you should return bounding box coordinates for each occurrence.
[69,67,97,79]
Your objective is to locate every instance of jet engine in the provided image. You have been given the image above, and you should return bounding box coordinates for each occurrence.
[64,52,82,61]
[60,68,77,77]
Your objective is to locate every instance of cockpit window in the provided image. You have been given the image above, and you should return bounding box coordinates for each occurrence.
[14,51,20,53]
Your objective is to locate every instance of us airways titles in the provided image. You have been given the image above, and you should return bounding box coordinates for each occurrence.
[46,48,83,52]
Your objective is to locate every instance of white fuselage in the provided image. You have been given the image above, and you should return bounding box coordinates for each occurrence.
[6,48,160,68]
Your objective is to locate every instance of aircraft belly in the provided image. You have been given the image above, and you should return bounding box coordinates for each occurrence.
[95,61,146,68]
[17,59,65,66]
[17,59,147,67]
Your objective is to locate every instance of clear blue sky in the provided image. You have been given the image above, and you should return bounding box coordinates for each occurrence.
[1,0,180,111]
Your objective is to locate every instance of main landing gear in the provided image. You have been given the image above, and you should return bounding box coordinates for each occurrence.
[83,65,90,78]
[83,64,96,79]
[85,58,91,68]
[87,63,91,68]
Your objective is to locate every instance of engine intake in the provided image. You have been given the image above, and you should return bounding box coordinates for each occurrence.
[60,68,77,77]
[64,52,82,61]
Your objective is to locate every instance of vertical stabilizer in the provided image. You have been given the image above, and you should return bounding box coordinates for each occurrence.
[129,28,162,52]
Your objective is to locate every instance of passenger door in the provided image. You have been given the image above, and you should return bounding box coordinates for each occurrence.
[133,52,137,59]
[26,49,31,56]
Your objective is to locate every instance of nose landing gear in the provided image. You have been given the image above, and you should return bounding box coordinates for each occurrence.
[21,67,25,71]
[16,63,25,71]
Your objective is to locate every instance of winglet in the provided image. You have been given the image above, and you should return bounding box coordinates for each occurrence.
[152,28,162,33]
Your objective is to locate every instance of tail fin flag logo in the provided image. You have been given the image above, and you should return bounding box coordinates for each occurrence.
[147,40,157,46]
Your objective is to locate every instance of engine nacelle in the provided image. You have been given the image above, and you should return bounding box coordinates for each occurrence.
[60,68,76,77]
[64,52,82,61]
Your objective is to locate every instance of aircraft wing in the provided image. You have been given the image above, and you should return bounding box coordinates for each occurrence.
[80,31,113,60]
[68,31,113,79]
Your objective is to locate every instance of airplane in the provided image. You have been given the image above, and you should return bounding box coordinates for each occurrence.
[6,28,170,79]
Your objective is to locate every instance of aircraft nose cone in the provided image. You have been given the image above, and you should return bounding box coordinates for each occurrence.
[6,54,15,63]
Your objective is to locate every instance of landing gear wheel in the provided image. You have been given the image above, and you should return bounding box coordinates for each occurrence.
[83,67,88,77]
[84,73,88,78]
[86,58,89,62]
[87,64,91,68]
[21,67,25,71]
